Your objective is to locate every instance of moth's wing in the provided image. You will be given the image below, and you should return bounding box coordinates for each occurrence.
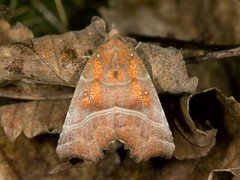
[57,36,175,163]
[111,50,175,161]
[56,54,117,162]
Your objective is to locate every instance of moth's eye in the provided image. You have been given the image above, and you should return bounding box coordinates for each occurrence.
[130,53,134,57]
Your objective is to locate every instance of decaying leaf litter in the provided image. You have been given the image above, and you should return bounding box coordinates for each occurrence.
[0,0,240,179]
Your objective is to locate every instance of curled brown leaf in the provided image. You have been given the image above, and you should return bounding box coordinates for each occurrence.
[162,93,217,160]
[159,88,240,179]
[208,167,240,180]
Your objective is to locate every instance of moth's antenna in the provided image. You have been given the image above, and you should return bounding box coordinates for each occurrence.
[135,42,142,50]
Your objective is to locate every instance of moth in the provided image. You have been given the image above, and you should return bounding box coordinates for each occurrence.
[57,27,175,163]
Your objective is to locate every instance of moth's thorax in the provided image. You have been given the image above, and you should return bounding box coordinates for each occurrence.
[79,37,158,121]
[82,38,148,85]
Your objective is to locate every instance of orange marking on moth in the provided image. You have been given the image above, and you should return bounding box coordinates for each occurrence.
[90,60,103,104]
[128,59,138,77]
[92,81,101,104]
[81,91,91,108]
[128,59,140,98]
[81,98,91,108]
[132,80,139,99]
[93,60,103,79]
[143,91,150,106]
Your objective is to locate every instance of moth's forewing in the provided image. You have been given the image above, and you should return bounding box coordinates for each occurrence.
[57,29,175,162]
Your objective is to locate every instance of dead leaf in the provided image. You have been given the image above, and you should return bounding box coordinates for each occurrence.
[162,93,217,160]
[158,88,240,179]
[138,43,197,93]
[208,167,240,180]
[0,82,74,100]
[0,17,197,94]
[0,99,70,141]
[162,88,240,161]
[0,18,33,44]
[0,17,106,87]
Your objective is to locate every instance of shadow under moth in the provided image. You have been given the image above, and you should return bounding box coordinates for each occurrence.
[56,27,175,163]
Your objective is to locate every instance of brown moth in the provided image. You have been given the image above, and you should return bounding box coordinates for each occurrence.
[57,27,175,163]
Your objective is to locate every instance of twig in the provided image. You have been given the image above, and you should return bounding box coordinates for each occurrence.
[186,46,240,64]
[130,34,239,51]
[130,34,240,64]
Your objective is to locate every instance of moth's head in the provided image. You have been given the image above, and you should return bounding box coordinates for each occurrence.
[107,24,121,40]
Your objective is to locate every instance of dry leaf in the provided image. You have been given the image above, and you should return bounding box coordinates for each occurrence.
[208,167,240,180]
[0,17,197,94]
[138,43,197,93]
[158,88,240,179]
[0,18,33,45]
[162,93,217,160]
[0,82,74,100]
[0,99,70,141]
[0,17,106,87]
[0,18,33,44]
